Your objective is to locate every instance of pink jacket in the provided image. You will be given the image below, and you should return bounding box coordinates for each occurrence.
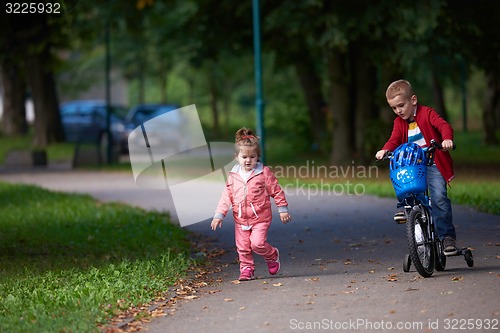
[381,104,455,183]
[214,162,289,226]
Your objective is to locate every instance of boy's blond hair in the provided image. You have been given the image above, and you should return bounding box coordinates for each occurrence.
[386,79,415,100]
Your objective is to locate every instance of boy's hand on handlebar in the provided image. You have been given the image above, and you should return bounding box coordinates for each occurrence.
[375,149,388,160]
[441,139,454,151]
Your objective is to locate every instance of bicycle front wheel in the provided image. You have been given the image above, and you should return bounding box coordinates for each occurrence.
[407,207,434,277]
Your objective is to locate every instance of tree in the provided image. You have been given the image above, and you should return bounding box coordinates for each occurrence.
[262,1,328,151]
[445,0,500,145]
[0,13,28,136]
[0,10,67,147]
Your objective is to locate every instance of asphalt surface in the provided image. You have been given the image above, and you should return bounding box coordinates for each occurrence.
[1,165,499,333]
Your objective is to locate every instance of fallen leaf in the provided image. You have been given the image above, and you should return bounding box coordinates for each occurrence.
[386,274,398,282]
[224,298,233,302]
[182,295,198,300]
[230,280,241,285]
[151,309,165,317]
[388,267,395,270]
[369,269,375,274]
[239,307,246,310]
[208,290,221,294]
[306,277,320,282]
[451,276,463,282]
[273,283,283,287]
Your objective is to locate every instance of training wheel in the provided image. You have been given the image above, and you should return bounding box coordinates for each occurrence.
[464,249,474,267]
[403,253,411,272]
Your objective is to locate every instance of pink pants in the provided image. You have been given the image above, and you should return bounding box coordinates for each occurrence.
[235,221,277,271]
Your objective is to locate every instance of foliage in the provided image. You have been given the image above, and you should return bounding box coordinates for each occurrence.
[0,182,191,332]
[2,0,500,162]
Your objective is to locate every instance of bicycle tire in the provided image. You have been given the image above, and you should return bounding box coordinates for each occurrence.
[407,206,434,277]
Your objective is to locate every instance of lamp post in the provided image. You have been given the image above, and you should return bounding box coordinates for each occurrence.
[252,0,265,164]
[105,18,112,164]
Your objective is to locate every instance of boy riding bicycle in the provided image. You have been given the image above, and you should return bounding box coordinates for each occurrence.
[375,79,458,256]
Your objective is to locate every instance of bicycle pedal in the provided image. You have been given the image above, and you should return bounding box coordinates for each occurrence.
[443,249,458,256]
[394,217,407,224]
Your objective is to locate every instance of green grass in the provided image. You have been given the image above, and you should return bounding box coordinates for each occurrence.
[0,182,192,332]
[361,176,500,215]
[0,133,75,165]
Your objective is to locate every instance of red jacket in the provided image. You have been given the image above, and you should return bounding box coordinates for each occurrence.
[214,163,289,226]
[382,104,455,183]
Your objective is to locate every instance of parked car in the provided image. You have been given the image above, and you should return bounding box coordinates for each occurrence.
[60,100,131,154]
[126,103,180,127]
[126,103,189,152]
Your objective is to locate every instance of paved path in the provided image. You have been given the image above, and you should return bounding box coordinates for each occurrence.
[1,168,499,333]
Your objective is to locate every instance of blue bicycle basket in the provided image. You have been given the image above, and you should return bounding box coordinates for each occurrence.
[389,143,427,197]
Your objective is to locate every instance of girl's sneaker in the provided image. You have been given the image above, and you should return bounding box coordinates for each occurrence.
[267,248,280,275]
[238,267,254,281]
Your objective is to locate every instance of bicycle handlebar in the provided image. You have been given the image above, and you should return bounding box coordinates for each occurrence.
[377,139,456,163]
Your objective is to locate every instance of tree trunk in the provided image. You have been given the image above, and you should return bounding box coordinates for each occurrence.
[160,71,168,104]
[293,52,327,151]
[0,60,28,136]
[351,46,377,164]
[431,65,448,120]
[484,73,499,145]
[327,52,352,165]
[24,47,64,148]
[208,70,220,138]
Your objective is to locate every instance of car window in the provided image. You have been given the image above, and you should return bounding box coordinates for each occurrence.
[78,105,99,116]
[60,104,79,116]
[112,106,128,119]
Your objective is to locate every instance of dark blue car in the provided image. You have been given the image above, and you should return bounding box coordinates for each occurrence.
[60,100,130,154]
[126,103,180,127]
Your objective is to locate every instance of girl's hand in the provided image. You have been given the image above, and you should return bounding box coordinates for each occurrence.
[280,212,292,224]
[211,218,222,231]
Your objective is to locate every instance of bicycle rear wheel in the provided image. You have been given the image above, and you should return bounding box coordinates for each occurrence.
[407,206,434,277]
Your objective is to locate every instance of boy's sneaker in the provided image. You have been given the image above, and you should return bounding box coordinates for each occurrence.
[238,267,254,281]
[267,248,280,275]
[443,236,458,256]
[394,209,406,224]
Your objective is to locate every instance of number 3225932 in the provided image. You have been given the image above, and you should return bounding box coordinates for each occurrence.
[6,3,61,14]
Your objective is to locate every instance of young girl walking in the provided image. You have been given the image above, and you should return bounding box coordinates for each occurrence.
[211,128,291,281]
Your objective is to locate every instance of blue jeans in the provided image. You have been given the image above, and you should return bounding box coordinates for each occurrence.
[397,165,456,240]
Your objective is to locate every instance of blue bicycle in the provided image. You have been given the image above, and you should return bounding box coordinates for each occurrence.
[384,140,473,277]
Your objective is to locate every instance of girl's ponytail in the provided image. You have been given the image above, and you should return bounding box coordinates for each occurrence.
[234,127,260,156]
